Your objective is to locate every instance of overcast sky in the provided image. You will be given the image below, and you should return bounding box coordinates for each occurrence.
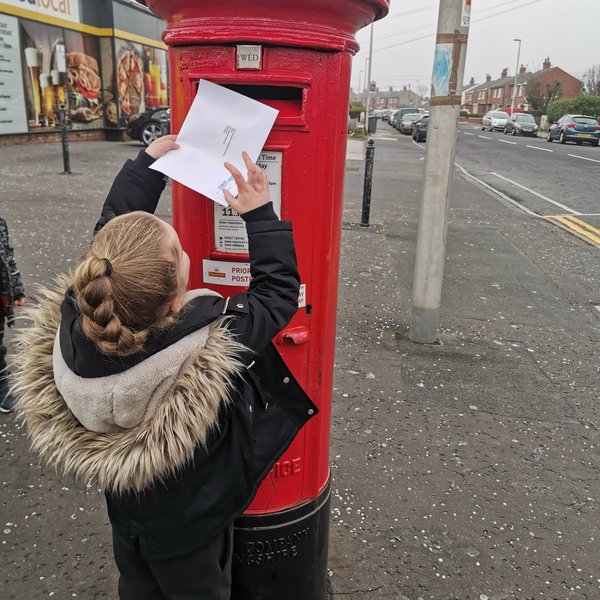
[351,0,599,95]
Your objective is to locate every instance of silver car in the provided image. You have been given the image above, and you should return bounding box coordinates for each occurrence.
[481,110,509,132]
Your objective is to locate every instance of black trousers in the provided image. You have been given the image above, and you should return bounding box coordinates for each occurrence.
[0,314,6,383]
[112,525,233,600]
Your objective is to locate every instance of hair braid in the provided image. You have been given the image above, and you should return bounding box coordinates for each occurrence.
[72,213,181,357]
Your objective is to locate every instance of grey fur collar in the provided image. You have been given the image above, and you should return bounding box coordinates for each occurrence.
[53,322,214,434]
[10,277,247,494]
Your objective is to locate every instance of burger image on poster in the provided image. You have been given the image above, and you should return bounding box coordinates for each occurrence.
[67,52,103,122]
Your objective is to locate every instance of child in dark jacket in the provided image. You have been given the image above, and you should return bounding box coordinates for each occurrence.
[12,135,317,599]
[0,217,25,413]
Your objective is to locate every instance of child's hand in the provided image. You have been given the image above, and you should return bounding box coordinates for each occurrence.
[13,297,25,307]
[145,134,179,159]
[223,152,269,214]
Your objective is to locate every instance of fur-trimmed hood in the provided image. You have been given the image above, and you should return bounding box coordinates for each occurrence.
[10,277,247,494]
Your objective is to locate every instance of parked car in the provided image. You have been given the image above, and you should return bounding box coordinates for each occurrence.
[481,110,509,132]
[388,109,400,127]
[504,112,538,137]
[411,114,429,142]
[381,109,393,122]
[126,106,170,146]
[399,112,421,135]
[394,107,420,130]
[546,114,600,147]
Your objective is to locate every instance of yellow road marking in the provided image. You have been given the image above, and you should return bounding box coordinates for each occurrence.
[562,215,600,237]
[545,215,600,247]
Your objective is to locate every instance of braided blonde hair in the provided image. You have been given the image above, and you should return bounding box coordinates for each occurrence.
[73,212,180,356]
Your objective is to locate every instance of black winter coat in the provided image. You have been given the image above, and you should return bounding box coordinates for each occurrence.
[0,217,25,325]
[65,150,317,559]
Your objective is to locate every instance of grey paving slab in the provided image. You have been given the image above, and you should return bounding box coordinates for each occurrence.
[1,131,600,599]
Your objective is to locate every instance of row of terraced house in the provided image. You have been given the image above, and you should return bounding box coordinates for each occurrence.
[461,57,582,116]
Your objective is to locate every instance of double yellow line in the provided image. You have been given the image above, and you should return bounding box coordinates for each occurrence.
[545,215,600,248]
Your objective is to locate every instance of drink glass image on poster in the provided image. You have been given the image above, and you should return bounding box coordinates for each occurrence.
[19,19,67,130]
[142,46,168,108]
[64,30,103,129]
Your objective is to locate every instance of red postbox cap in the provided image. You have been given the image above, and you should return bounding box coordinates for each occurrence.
[133,0,390,53]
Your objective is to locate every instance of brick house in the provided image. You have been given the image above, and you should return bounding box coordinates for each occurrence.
[463,74,494,114]
[462,58,582,115]
[510,58,582,110]
[461,77,479,110]
[350,86,424,110]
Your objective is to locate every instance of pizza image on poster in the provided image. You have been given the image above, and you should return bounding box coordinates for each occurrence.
[67,52,103,123]
[117,43,144,116]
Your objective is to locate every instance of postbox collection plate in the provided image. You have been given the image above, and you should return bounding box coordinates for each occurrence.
[212,150,282,254]
[236,45,262,70]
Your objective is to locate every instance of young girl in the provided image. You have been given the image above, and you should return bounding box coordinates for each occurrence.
[12,135,317,599]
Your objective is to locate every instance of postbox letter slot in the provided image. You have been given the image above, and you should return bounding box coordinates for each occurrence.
[222,84,304,118]
[276,326,310,345]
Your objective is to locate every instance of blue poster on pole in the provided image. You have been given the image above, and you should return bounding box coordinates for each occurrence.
[432,44,452,97]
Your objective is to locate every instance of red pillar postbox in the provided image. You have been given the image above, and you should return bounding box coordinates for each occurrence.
[135,2,389,598]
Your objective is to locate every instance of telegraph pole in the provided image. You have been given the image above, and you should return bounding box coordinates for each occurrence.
[408,0,471,343]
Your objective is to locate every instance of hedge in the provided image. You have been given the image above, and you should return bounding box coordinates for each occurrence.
[547,96,600,122]
[349,102,366,119]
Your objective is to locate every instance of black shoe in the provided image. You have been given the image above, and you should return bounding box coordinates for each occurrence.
[0,380,17,413]
[0,393,16,413]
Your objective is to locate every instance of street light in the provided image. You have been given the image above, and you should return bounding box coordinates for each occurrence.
[358,69,364,100]
[365,23,374,126]
[363,56,369,107]
[510,38,522,114]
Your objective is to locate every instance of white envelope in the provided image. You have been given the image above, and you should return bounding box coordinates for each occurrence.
[150,80,279,206]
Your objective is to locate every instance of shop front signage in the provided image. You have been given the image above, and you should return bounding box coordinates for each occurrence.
[0,0,81,24]
[0,14,28,134]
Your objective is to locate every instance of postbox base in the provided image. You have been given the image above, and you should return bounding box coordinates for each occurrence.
[232,478,331,600]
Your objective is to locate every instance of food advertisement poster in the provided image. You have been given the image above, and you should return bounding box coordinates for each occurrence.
[114,38,167,124]
[64,30,103,129]
[0,14,28,134]
[1,14,168,136]
[142,45,167,109]
[19,19,67,130]
[115,39,143,121]
[100,37,118,128]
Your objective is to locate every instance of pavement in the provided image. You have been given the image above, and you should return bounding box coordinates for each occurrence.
[1,128,600,599]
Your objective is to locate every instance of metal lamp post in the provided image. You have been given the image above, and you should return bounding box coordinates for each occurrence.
[363,57,369,110]
[510,38,522,113]
[365,23,374,129]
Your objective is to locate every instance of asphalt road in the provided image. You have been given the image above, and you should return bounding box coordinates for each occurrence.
[455,122,599,218]
[374,120,600,248]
